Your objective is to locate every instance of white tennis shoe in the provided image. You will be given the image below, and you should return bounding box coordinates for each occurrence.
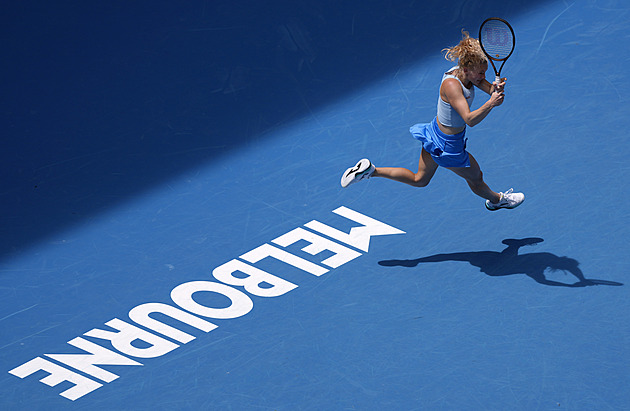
[340,159,375,188]
[485,188,525,211]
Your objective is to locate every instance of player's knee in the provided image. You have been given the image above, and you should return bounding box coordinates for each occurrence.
[411,174,431,188]
[468,176,485,190]
[471,170,484,183]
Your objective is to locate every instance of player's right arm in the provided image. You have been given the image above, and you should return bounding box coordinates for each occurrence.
[441,78,503,128]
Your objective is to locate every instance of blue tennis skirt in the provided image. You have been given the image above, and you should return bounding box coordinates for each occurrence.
[410,117,470,168]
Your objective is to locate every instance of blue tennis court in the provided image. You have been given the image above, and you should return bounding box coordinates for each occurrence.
[2,1,629,409]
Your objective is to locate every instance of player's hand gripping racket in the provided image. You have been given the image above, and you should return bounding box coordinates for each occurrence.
[479,18,515,87]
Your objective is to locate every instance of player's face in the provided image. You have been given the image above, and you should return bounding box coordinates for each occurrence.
[464,63,488,85]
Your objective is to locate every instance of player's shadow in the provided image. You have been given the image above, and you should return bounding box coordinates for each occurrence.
[378,238,623,287]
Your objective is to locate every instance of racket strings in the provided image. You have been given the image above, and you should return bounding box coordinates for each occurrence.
[480,21,513,60]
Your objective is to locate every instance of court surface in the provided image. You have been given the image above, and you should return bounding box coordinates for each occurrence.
[2,1,629,410]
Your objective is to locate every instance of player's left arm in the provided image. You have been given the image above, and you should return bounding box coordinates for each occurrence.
[478,77,506,95]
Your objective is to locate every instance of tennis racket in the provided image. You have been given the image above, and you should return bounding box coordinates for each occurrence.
[478,18,515,85]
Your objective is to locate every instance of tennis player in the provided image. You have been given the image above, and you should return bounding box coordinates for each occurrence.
[340,31,524,211]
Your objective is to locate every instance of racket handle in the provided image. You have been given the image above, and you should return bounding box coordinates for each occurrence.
[494,75,503,94]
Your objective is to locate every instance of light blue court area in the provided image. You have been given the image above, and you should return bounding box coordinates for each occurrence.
[2,1,630,410]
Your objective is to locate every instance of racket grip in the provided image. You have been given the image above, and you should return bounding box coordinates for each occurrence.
[494,75,503,93]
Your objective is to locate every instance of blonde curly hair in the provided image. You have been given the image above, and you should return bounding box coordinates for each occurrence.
[443,30,487,69]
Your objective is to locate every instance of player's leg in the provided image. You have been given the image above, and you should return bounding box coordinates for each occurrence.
[448,153,524,210]
[372,148,439,187]
[447,153,501,202]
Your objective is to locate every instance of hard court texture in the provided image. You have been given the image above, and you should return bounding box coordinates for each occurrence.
[1,1,629,410]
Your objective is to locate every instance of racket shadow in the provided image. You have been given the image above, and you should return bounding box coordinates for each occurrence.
[378,238,623,288]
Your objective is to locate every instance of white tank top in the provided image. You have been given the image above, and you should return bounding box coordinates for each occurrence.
[436,66,474,128]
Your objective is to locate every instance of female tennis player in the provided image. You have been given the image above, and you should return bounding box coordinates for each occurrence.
[340,31,524,211]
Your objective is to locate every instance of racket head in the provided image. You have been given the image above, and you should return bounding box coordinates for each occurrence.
[479,18,515,62]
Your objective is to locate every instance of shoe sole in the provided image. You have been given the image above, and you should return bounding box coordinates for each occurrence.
[485,200,524,211]
[341,160,372,188]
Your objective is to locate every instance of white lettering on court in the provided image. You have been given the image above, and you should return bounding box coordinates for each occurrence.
[8,206,404,400]
[305,206,405,252]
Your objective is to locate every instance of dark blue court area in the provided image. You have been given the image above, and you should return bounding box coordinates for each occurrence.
[2,1,629,409]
